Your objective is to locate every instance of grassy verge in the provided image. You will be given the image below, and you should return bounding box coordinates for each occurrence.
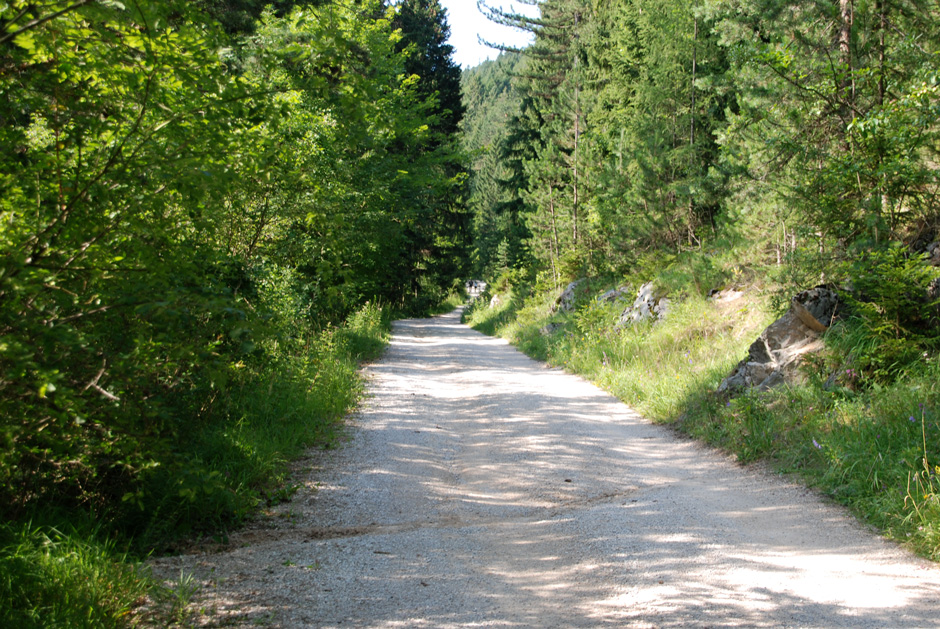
[0,302,390,626]
[465,269,940,561]
[465,278,770,422]
[0,522,154,628]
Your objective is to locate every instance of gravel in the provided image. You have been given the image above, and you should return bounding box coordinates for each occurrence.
[151,308,940,627]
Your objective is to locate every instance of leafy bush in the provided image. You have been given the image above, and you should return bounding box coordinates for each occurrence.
[834,245,940,382]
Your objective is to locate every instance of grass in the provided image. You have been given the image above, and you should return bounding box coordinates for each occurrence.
[465,277,770,423]
[465,258,940,561]
[1,301,392,627]
[682,362,940,560]
[0,522,153,628]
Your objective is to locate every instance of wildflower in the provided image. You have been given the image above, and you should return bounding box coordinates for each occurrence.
[910,416,917,423]
[813,439,822,450]
[726,401,732,408]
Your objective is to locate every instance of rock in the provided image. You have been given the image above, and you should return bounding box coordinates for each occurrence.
[597,287,628,303]
[710,288,744,303]
[539,322,563,336]
[489,295,502,309]
[616,282,669,328]
[927,242,940,266]
[718,286,840,396]
[553,280,585,313]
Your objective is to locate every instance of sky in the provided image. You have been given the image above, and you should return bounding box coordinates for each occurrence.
[438,1,536,68]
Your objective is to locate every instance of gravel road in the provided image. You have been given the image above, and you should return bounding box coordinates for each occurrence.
[152,308,940,627]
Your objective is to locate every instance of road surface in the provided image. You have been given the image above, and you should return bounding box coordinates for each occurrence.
[152,308,940,627]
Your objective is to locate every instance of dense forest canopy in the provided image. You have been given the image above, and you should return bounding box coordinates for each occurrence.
[464,0,940,290]
[0,0,467,540]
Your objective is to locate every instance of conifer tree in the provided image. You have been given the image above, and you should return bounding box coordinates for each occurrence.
[479,0,592,280]
[391,0,471,305]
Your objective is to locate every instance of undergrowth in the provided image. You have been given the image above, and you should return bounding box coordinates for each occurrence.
[465,249,940,561]
[0,302,390,626]
[0,522,152,628]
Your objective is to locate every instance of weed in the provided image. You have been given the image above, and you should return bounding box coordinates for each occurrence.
[163,570,200,625]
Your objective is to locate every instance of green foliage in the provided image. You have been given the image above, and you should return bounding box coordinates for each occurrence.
[461,53,530,278]
[1,0,459,621]
[829,246,940,382]
[0,522,152,628]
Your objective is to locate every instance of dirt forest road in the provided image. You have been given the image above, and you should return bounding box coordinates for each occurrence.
[152,308,940,628]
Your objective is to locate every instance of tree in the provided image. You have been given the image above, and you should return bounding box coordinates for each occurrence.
[393,0,465,136]
[708,0,940,252]
[390,0,471,307]
[461,53,530,278]
[0,0,470,529]
[478,0,593,281]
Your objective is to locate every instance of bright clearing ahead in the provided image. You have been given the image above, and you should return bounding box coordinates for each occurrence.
[439,0,535,68]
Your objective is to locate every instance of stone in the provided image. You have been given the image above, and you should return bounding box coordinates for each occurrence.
[539,322,563,336]
[597,287,628,303]
[489,295,502,309]
[710,288,744,303]
[553,280,585,313]
[616,282,669,328]
[718,286,840,396]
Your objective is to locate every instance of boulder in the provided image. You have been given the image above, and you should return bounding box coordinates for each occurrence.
[927,242,940,266]
[553,280,585,313]
[539,322,563,336]
[709,287,744,303]
[597,287,628,303]
[718,286,839,396]
[616,282,669,328]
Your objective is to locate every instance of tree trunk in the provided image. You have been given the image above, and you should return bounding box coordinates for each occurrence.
[549,182,560,274]
[839,0,855,116]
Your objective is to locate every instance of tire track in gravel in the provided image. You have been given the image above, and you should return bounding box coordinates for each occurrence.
[151,307,940,628]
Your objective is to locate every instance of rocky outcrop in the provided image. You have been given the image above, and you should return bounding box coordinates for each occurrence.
[927,242,940,266]
[597,287,628,303]
[718,286,839,396]
[617,282,669,328]
[709,287,744,304]
[553,280,585,313]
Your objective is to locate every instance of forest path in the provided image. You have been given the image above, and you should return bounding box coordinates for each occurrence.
[151,307,940,627]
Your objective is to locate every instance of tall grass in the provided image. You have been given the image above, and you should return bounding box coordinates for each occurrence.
[0,302,390,626]
[466,282,769,422]
[682,359,940,560]
[0,522,153,628]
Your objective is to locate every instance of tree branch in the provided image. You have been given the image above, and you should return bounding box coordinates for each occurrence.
[0,0,92,47]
